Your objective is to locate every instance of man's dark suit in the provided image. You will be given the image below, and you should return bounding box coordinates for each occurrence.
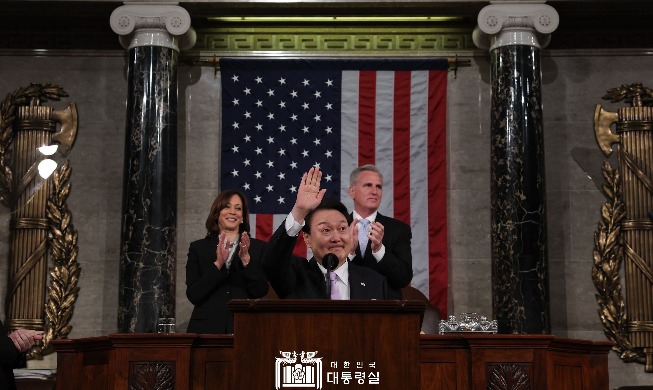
[351,213,412,300]
[0,320,19,390]
[263,221,388,299]
[186,235,269,334]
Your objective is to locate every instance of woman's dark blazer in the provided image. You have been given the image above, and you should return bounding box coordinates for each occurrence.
[185,235,268,334]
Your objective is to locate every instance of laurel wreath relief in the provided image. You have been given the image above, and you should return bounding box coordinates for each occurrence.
[0,83,80,358]
[592,160,645,364]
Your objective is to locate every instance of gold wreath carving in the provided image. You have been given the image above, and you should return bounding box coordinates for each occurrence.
[592,160,646,364]
[0,84,80,358]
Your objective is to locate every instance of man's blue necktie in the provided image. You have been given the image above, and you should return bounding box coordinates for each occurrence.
[358,219,371,256]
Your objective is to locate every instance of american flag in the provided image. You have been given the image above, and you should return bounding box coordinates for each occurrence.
[220,58,448,317]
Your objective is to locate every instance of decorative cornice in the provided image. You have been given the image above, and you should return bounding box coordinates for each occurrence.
[473,2,559,51]
[193,27,475,53]
[110,3,196,51]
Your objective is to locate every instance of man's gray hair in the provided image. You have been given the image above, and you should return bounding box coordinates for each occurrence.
[349,164,383,186]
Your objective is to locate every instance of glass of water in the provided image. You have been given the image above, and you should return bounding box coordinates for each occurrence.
[156,317,176,334]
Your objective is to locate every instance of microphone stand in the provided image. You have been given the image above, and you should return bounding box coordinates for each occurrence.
[322,253,338,299]
[325,269,332,299]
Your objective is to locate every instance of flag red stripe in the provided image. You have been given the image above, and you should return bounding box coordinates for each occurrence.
[255,214,274,242]
[393,71,412,225]
[358,71,376,165]
[292,233,308,258]
[427,70,448,318]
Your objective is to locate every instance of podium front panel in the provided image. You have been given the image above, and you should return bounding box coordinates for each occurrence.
[229,299,424,389]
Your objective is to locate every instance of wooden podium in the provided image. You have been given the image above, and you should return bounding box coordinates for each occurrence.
[52,299,613,390]
[228,299,425,389]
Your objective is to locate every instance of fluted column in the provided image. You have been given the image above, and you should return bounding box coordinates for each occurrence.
[473,2,558,334]
[110,4,195,333]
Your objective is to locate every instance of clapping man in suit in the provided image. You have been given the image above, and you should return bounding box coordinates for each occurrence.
[348,165,413,300]
[263,167,388,300]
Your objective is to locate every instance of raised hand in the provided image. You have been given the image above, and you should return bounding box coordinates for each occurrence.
[348,218,360,255]
[291,167,327,222]
[214,232,232,269]
[238,231,251,266]
[368,221,385,253]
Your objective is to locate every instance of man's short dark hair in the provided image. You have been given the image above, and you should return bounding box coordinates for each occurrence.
[302,197,352,233]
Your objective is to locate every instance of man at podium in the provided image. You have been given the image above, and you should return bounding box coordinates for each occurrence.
[263,167,388,300]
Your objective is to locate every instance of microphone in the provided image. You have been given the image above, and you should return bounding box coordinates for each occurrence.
[322,253,338,299]
[322,253,338,271]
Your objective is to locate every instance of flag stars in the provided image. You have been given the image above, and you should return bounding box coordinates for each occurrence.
[222,68,347,210]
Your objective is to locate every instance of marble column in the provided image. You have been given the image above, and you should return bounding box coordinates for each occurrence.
[473,2,559,334]
[110,4,195,333]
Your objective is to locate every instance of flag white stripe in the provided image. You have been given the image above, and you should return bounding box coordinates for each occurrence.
[340,70,359,210]
[375,71,395,216]
[409,71,430,294]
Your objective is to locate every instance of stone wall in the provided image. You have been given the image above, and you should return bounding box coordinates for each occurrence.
[0,50,651,387]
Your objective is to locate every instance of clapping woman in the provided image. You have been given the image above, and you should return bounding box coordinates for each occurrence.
[186,190,268,334]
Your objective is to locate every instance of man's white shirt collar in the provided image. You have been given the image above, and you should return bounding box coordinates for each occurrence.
[353,210,378,224]
[318,260,350,300]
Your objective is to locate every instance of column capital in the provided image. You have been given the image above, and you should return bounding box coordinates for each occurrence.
[110,3,196,51]
[473,1,558,51]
